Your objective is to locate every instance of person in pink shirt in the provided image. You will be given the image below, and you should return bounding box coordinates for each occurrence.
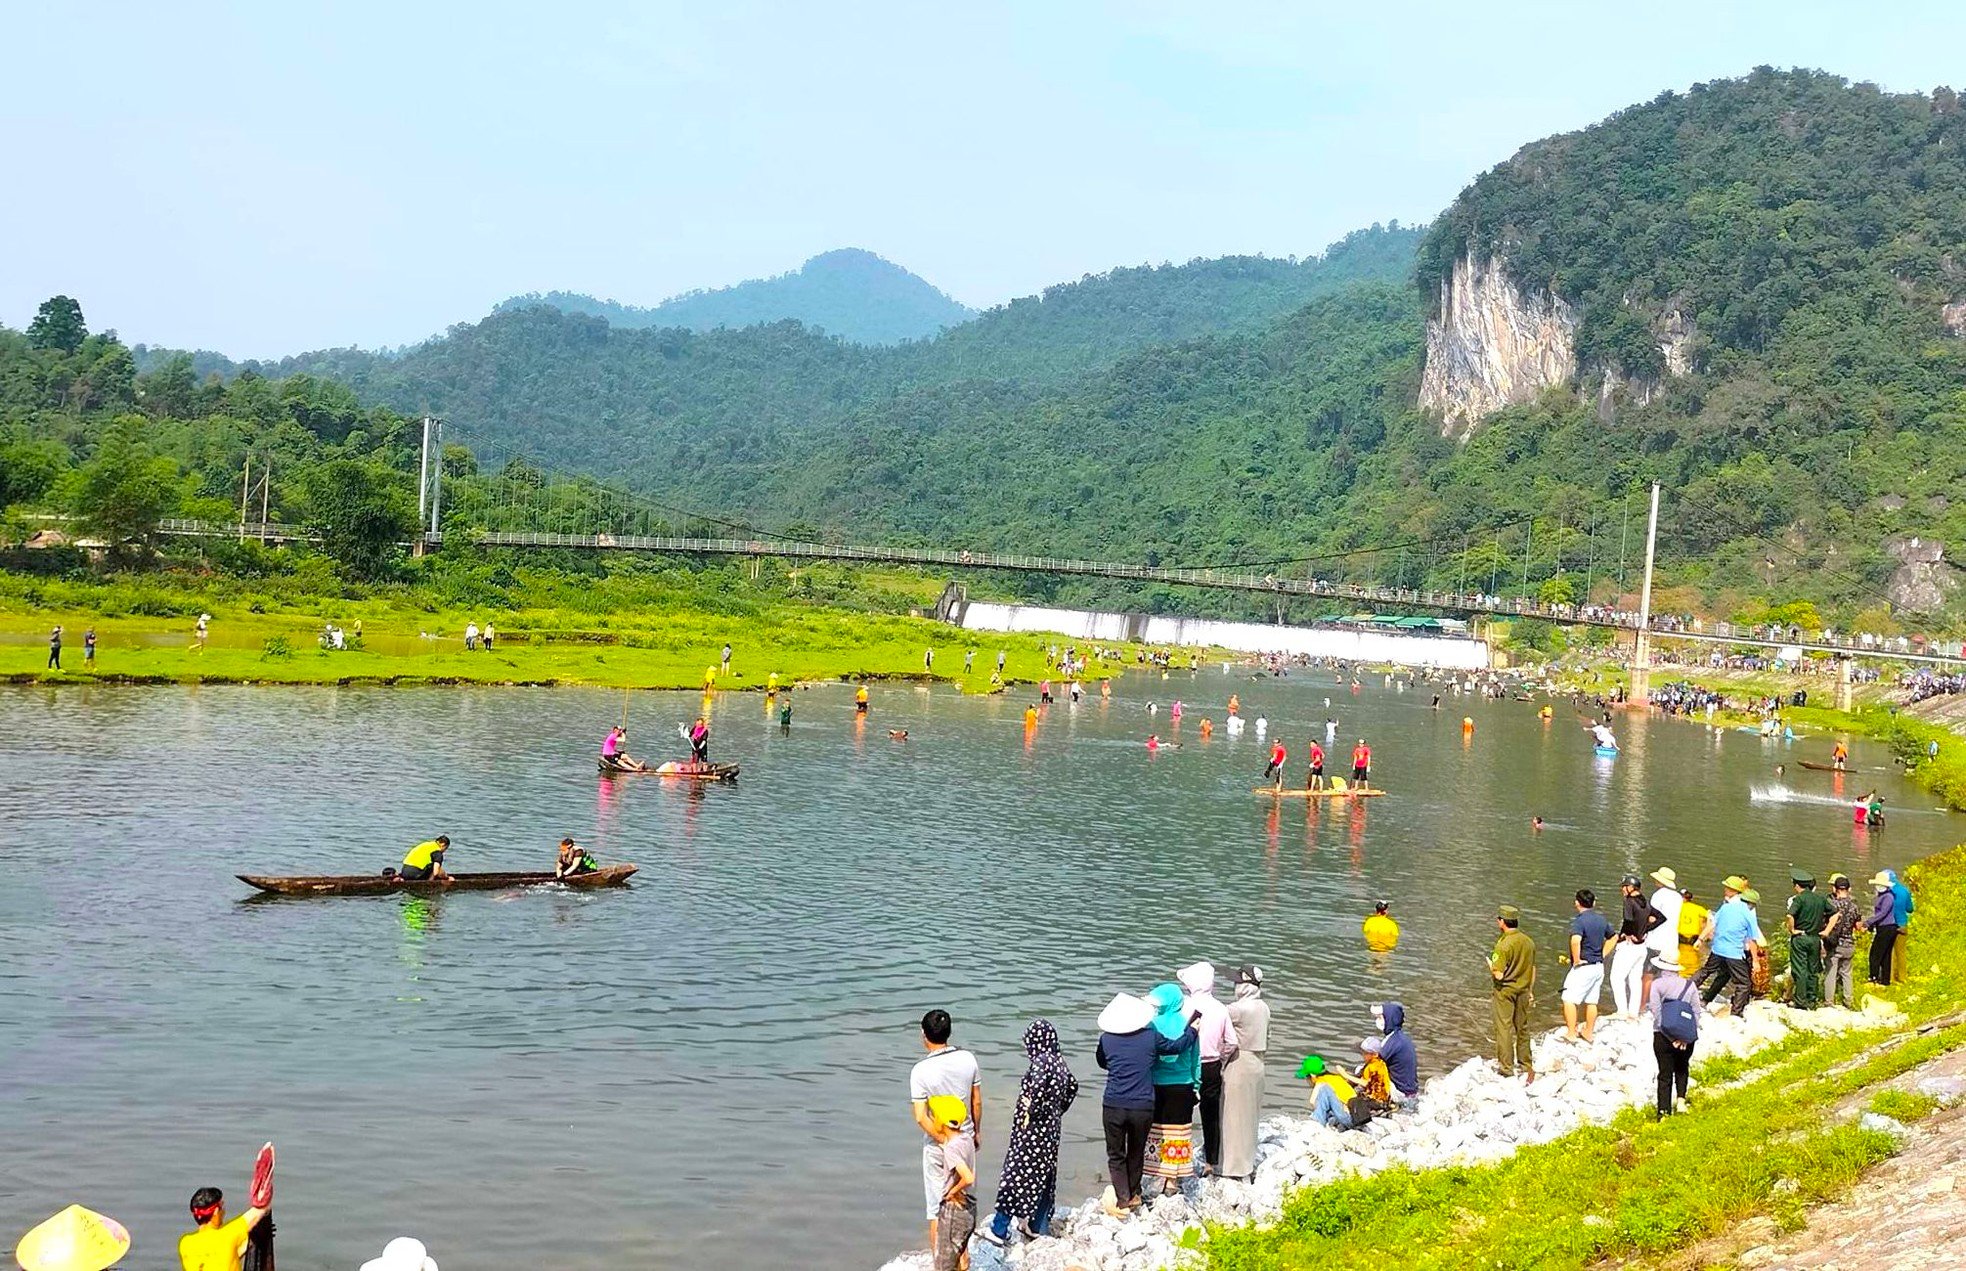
[1179,961,1238,1177]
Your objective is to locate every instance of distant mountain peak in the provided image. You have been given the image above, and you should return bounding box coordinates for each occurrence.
[496,249,974,345]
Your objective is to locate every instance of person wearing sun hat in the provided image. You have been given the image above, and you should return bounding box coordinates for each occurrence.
[14,1205,130,1271]
[1641,867,1683,1003]
[1697,876,1760,1015]
[1094,992,1197,1217]
[1295,1053,1364,1129]
[357,1237,440,1271]
[1866,871,1900,987]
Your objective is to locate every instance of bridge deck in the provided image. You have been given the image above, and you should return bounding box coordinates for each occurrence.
[149,520,1965,666]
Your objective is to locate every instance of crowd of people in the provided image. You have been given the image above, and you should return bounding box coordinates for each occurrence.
[905,958,1421,1268]
[1905,667,1966,704]
[1491,861,1916,1118]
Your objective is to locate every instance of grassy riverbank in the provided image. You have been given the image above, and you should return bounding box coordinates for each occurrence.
[0,561,1137,692]
[1206,843,1966,1271]
[0,608,1085,691]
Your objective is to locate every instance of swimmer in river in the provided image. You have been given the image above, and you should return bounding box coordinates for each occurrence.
[1532,817,1545,832]
[889,729,909,741]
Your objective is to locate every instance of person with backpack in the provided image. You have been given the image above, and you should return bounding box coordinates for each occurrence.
[1648,954,1703,1117]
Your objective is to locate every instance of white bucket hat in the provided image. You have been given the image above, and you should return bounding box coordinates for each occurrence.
[360,1237,439,1271]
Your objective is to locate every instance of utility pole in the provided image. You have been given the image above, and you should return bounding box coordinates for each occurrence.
[239,454,252,541]
[415,416,431,558]
[259,458,271,545]
[1631,482,1661,706]
[428,419,443,541]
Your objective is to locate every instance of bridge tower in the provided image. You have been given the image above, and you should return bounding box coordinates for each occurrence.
[1629,483,1661,707]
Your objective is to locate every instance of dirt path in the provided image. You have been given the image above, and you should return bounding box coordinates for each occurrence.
[1652,1044,1966,1270]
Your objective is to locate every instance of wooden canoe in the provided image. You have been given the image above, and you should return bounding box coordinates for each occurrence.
[237,864,639,896]
[598,758,739,780]
[1252,787,1387,799]
[1797,760,1854,772]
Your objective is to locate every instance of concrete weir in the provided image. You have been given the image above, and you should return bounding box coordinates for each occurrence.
[952,600,1491,670]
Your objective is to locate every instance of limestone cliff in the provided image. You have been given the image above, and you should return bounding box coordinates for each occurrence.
[1418,253,1577,437]
[1885,536,1961,613]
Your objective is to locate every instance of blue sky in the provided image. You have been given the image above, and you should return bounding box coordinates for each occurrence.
[5,1,1965,356]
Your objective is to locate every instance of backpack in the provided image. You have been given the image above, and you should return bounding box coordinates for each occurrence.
[1660,989,1699,1047]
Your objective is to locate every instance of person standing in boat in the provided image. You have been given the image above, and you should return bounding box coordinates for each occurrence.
[685,716,710,765]
[1263,737,1287,788]
[1350,739,1371,789]
[1306,738,1326,791]
[399,836,450,882]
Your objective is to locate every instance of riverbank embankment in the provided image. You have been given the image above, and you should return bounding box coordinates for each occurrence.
[881,844,1966,1271]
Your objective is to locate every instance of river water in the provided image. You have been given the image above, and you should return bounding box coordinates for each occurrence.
[0,673,1951,1269]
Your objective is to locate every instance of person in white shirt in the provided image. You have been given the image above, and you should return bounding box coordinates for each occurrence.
[1642,866,1683,1004]
[1178,961,1238,1177]
[909,1009,981,1254]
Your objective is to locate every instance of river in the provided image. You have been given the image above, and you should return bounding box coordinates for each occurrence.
[0,672,1951,1269]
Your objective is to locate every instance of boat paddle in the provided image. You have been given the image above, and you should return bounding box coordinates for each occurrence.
[245,1141,274,1271]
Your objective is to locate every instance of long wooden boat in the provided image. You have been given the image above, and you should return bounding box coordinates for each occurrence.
[1252,787,1387,799]
[598,758,739,781]
[1797,760,1856,772]
[238,863,639,896]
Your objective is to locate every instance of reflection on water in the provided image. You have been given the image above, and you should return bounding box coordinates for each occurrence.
[0,677,1950,1270]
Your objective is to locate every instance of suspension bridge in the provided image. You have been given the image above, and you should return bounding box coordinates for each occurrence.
[157,421,1964,684]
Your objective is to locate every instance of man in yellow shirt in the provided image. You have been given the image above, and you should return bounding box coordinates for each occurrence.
[399,835,450,882]
[178,1187,268,1271]
[1362,901,1400,952]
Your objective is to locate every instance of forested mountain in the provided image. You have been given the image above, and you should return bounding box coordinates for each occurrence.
[7,72,1965,629]
[494,248,974,346]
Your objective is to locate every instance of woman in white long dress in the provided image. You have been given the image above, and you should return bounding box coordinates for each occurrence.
[1219,966,1270,1180]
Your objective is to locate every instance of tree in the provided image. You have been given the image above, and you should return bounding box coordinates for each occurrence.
[27,296,87,354]
[72,418,182,551]
[0,440,71,509]
[298,458,415,579]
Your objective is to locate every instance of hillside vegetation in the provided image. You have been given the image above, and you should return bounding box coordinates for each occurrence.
[493,247,974,346]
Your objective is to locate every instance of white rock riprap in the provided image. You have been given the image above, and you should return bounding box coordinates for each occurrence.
[877,997,1902,1271]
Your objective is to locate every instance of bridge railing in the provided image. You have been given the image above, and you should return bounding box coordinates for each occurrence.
[142,520,1961,662]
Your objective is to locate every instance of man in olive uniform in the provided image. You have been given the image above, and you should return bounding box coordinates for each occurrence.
[1785,869,1831,1009]
[1489,904,1537,1083]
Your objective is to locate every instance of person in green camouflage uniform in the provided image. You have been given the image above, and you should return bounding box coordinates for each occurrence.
[1786,869,1831,1009]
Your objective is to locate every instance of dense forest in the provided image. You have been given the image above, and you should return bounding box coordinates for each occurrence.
[493,248,975,346]
[7,71,1966,632]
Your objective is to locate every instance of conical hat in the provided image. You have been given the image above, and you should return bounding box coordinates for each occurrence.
[1096,993,1154,1033]
[14,1205,130,1271]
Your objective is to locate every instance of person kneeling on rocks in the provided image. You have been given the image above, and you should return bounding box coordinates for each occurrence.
[1297,1054,1382,1130]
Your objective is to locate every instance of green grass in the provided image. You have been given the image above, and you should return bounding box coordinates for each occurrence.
[1205,843,1966,1271]
[0,606,1130,693]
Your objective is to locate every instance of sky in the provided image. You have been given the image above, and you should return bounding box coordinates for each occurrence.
[5,1,1966,357]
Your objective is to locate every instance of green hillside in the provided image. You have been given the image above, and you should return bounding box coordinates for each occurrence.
[494,248,974,346]
[7,73,1966,631]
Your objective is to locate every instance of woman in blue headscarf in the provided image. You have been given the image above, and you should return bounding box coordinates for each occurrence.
[1142,982,1201,1195]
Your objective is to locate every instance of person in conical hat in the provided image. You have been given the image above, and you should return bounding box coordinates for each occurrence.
[14,1205,129,1271]
[1095,992,1197,1216]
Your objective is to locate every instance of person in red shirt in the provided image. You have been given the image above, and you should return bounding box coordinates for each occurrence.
[1351,740,1371,788]
[1263,738,1287,787]
[1307,739,1326,791]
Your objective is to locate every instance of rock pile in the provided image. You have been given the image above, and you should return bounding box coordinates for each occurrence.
[878,997,1902,1271]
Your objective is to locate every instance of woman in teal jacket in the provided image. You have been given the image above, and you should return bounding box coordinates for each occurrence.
[1143,982,1201,1194]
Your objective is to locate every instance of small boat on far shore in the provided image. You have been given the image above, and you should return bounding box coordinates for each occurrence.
[238,864,639,896]
[598,758,739,781]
